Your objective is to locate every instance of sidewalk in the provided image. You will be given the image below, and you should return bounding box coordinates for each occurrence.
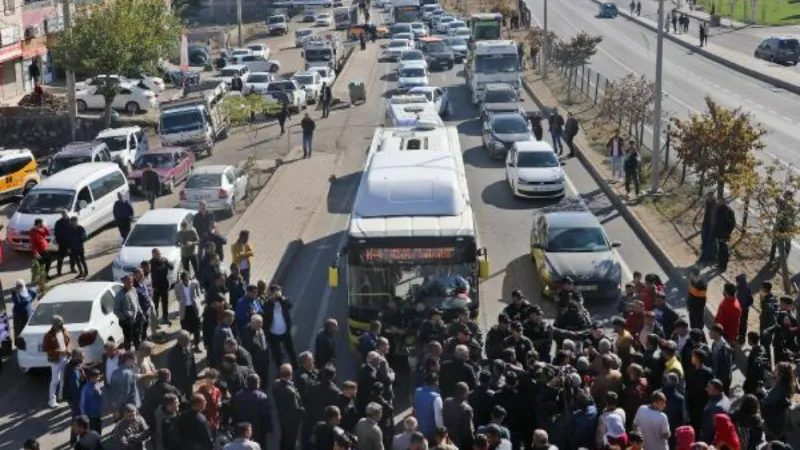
[592,0,800,95]
[333,41,381,105]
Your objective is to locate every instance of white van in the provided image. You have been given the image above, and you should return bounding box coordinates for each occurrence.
[5,163,130,251]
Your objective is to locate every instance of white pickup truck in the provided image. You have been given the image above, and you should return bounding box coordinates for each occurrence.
[263,79,308,113]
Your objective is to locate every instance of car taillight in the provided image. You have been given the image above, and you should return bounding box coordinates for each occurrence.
[16,337,26,351]
[179,190,186,200]
[78,330,98,347]
[219,189,229,199]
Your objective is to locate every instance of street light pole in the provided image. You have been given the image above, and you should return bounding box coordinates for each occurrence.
[542,0,548,80]
[649,0,665,193]
[61,0,76,140]
[236,0,243,47]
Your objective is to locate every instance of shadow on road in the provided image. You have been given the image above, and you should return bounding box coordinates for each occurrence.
[462,146,500,170]
[326,171,362,215]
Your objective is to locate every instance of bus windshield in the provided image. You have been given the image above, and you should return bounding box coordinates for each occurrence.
[349,263,475,311]
[473,21,501,40]
[475,53,519,74]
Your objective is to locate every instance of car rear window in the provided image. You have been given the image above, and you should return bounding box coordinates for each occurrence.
[186,173,221,189]
[779,39,799,50]
[29,301,93,326]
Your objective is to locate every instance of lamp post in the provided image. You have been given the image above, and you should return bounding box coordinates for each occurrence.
[649,0,665,194]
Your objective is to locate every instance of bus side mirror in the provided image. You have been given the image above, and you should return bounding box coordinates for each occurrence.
[328,264,339,288]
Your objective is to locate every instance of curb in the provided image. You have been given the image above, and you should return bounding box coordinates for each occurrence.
[589,0,800,96]
[521,77,748,367]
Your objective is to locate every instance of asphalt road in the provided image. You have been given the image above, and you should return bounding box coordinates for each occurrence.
[0,16,744,447]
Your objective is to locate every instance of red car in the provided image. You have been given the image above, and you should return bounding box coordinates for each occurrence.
[127,147,194,195]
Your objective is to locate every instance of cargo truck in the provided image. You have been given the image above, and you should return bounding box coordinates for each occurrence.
[158,81,230,157]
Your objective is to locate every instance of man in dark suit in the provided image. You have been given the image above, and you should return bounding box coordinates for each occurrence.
[273,364,306,450]
[314,318,338,369]
[442,382,475,450]
[167,331,197,399]
[263,285,298,369]
[440,344,477,399]
[356,352,381,415]
[307,365,343,428]
[224,338,254,370]
[178,394,215,450]
[73,415,103,450]
[297,351,320,450]
[241,314,271,386]
[231,373,274,448]
[141,368,183,430]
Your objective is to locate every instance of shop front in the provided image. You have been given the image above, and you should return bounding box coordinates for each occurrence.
[0,27,24,104]
[21,35,51,90]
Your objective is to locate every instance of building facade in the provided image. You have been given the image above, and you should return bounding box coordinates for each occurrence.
[0,0,24,103]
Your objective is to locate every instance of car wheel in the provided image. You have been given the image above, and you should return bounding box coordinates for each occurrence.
[270,64,280,73]
[125,102,140,114]
[76,100,88,112]
[23,180,37,193]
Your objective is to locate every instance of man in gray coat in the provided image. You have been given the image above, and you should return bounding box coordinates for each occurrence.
[442,382,475,450]
[114,275,142,351]
[108,351,140,418]
[356,402,385,450]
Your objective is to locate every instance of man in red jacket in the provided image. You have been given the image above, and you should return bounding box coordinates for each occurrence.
[29,218,52,277]
[715,282,742,343]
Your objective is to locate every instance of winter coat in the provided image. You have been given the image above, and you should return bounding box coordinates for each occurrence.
[715,296,742,342]
[714,413,741,450]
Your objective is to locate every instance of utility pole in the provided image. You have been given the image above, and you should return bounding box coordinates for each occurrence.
[542,0,548,79]
[236,0,243,47]
[649,0,665,193]
[61,0,76,140]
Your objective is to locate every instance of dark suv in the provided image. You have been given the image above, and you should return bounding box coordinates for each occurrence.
[755,37,800,65]
[418,38,454,70]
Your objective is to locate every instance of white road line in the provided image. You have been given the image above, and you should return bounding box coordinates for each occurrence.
[563,171,634,283]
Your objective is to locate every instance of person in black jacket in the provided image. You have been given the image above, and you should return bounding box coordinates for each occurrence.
[150,249,174,325]
[563,112,579,158]
[320,83,333,119]
[687,348,714,431]
[338,381,359,433]
[67,216,89,278]
[307,365,343,428]
[192,202,215,246]
[714,196,736,273]
[167,331,198,399]
[624,141,640,199]
[356,352,381,415]
[54,209,74,276]
[219,353,252,398]
[439,345,477,398]
[313,406,346,450]
[743,331,768,395]
[548,108,565,155]
[273,364,306,450]
[654,290,679,337]
[177,394,215,450]
[263,285,297,369]
[140,163,161,210]
[73,415,103,450]
[113,192,135,239]
[485,314,511,362]
[230,373,273,448]
[314,318,338,369]
[141,369,183,431]
[503,290,532,322]
[699,192,718,264]
[468,370,495,428]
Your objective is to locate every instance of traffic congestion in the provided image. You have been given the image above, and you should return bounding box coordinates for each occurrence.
[0,0,794,449]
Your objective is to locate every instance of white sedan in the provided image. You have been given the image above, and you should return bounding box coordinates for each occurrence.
[16,282,125,372]
[315,13,332,26]
[407,86,450,117]
[292,71,324,103]
[382,39,413,61]
[76,83,158,113]
[396,62,430,92]
[247,43,270,60]
[179,165,248,216]
[76,74,165,93]
[243,72,275,95]
[111,208,194,284]
[309,65,336,86]
[397,49,428,72]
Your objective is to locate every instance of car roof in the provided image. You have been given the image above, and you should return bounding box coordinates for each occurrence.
[222,64,247,70]
[533,198,596,226]
[190,164,232,175]
[37,163,121,190]
[0,148,34,161]
[490,112,526,121]
[408,86,436,92]
[514,140,554,152]
[96,126,141,138]
[40,282,120,304]
[58,141,104,156]
[136,207,195,225]
[142,147,184,155]
[400,61,427,68]
[293,71,317,77]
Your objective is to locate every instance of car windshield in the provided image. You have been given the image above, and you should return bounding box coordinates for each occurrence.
[220,69,241,77]
[297,29,313,37]
[17,190,74,214]
[400,68,425,77]
[411,90,434,101]
[186,173,221,189]
[269,81,295,91]
[232,50,250,56]
[402,51,424,61]
[449,21,464,28]
[517,151,559,168]
[312,67,330,77]
[411,23,424,29]
[547,226,609,252]
[248,74,270,83]
[136,153,174,169]
[268,16,285,24]
[389,41,408,48]
[160,110,203,134]
[455,29,470,36]
[294,75,315,86]
[484,89,517,103]
[97,136,128,152]
[247,45,263,51]
[393,25,412,33]
[447,38,467,47]
[475,53,519,74]
[306,49,333,61]
[493,116,528,134]
[28,301,93,326]
[126,223,179,247]
[52,156,91,173]
[423,41,448,52]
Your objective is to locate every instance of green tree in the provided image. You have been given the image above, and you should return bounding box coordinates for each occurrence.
[669,96,766,199]
[553,32,602,102]
[51,0,181,126]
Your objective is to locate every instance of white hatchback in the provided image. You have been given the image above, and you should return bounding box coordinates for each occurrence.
[505,140,566,198]
[111,208,195,284]
[76,83,158,113]
[16,282,125,372]
[179,165,248,216]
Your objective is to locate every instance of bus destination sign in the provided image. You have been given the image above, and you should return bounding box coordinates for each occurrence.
[360,247,457,264]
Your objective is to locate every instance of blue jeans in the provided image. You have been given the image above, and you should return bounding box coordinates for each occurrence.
[551,130,564,153]
[302,134,313,158]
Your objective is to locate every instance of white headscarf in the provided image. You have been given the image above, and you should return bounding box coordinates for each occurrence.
[15,280,29,298]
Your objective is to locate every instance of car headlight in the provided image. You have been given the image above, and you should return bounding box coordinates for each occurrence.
[7,226,18,236]
[517,177,527,184]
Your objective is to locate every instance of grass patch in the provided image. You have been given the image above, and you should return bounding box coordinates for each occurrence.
[697,0,800,25]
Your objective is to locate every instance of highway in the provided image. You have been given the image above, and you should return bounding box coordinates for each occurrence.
[0,11,703,446]
[525,0,800,171]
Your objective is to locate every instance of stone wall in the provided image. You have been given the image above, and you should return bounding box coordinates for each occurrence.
[0,107,105,158]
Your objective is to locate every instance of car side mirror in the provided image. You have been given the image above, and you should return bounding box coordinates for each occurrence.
[611,241,622,248]
[78,200,88,211]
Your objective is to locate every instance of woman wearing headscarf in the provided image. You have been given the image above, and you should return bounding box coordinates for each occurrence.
[731,394,765,450]
[713,413,741,450]
[675,425,696,450]
[11,280,36,337]
[761,362,796,440]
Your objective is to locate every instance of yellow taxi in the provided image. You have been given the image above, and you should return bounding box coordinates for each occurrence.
[0,149,40,200]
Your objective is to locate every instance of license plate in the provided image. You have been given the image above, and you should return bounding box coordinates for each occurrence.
[193,194,213,201]
[575,285,598,292]
[21,243,29,249]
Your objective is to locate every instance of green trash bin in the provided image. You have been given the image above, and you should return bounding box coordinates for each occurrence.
[348,81,366,105]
